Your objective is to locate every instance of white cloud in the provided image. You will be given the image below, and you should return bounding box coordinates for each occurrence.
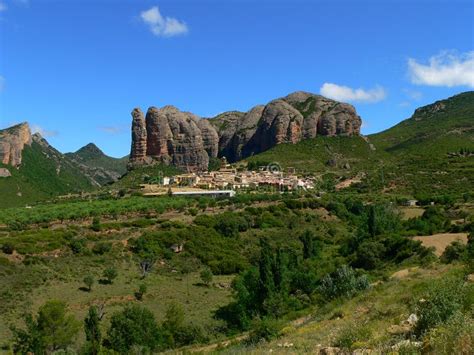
[320,83,386,103]
[99,126,125,135]
[0,2,7,12]
[140,6,188,37]
[408,51,474,88]
[31,124,58,138]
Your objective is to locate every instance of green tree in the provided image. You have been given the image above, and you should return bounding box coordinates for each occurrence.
[103,267,118,284]
[258,238,275,305]
[299,230,321,259]
[12,300,80,354]
[107,304,161,353]
[200,268,213,286]
[37,300,80,352]
[11,314,45,355]
[163,302,185,335]
[135,283,147,301]
[83,275,95,292]
[84,306,102,355]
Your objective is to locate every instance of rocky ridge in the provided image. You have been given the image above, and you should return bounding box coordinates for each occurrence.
[0,122,32,167]
[129,91,362,171]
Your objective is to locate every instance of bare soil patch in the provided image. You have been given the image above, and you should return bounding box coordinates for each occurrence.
[413,233,468,256]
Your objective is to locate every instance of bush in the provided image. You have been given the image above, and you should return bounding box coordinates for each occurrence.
[333,322,372,350]
[91,217,101,232]
[424,311,474,355]
[102,267,118,284]
[414,276,465,337]
[92,242,112,255]
[1,242,14,254]
[135,284,147,301]
[200,268,213,286]
[247,317,282,344]
[69,238,86,254]
[162,302,207,347]
[440,240,466,263]
[188,208,199,216]
[83,275,95,292]
[319,265,370,300]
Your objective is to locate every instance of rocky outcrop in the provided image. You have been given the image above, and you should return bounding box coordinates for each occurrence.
[129,91,362,170]
[129,106,210,171]
[0,168,11,177]
[197,119,219,159]
[130,108,148,164]
[0,122,32,167]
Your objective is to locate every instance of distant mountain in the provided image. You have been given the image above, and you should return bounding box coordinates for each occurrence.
[128,91,362,171]
[0,123,127,208]
[65,143,128,185]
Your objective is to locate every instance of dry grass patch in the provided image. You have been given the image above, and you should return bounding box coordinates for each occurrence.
[413,233,468,256]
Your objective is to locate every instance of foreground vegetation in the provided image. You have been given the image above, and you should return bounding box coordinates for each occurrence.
[0,188,472,353]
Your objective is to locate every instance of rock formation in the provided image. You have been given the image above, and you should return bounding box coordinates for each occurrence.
[129,106,210,171]
[129,91,362,171]
[0,122,32,167]
[130,108,148,163]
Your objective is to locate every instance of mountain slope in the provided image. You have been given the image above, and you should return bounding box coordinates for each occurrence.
[246,92,474,195]
[0,124,128,208]
[0,132,95,207]
[368,91,474,195]
[65,143,128,185]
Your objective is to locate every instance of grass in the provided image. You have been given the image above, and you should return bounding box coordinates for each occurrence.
[0,255,233,347]
[222,264,467,353]
[246,135,378,175]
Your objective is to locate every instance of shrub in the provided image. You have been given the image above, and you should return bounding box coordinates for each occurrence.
[333,322,372,350]
[188,208,198,216]
[352,240,385,270]
[92,242,112,255]
[83,275,95,292]
[247,317,282,344]
[200,268,213,286]
[319,265,370,300]
[440,240,466,263]
[91,217,101,232]
[414,276,465,337]
[135,284,147,301]
[69,238,86,254]
[102,267,118,284]
[424,311,474,355]
[161,302,207,347]
[1,242,14,254]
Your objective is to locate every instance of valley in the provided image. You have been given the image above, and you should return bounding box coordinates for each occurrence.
[0,92,473,354]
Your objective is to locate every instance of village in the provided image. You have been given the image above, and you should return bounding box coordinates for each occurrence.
[140,158,315,197]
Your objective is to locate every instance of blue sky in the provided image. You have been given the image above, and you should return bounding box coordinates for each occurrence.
[0,0,473,157]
